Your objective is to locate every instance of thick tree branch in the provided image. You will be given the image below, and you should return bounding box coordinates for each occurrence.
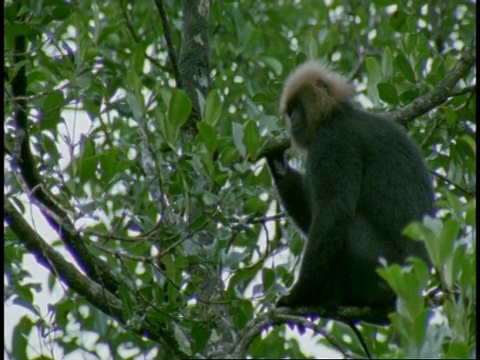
[178,0,210,135]
[5,201,193,360]
[258,46,476,169]
[5,202,124,316]
[389,45,476,125]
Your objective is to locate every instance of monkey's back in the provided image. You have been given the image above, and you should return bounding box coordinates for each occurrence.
[312,106,434,237]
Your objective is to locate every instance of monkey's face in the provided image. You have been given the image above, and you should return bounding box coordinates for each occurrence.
[286,99,310,150]
[285,82,322,150]
[280,61,356,150]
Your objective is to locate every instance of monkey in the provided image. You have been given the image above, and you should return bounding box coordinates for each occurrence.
[266,60,434,310]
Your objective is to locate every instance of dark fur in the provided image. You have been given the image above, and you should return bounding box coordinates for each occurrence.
[268,62,434,309]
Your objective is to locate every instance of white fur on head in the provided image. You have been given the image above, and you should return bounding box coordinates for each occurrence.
[280,60,355,115]
[279,60,356,149]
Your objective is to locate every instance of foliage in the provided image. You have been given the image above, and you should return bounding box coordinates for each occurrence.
[4,0,475,358]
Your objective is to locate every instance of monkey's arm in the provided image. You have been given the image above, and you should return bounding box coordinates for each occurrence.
[277,133,362,308]
[266,153,311,235]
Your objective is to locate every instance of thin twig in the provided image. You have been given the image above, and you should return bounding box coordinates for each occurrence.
[154,0,181,87]
[430,169,475,197]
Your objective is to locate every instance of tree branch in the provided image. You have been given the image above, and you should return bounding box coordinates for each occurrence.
[430,169,475,197]
[5,201,194,360]
[389,45,476,125]
[9,30,123,295]
[257,46,476,160]
[154,0,182,87]
[450,84,476,97]
[5,201,123,316]
[178,0,210,135]
[229,306,388,358]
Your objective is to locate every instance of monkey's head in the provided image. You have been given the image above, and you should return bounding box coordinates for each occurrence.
[280,61,355,150]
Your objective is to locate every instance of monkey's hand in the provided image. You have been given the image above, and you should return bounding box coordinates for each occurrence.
[265,152,288,179]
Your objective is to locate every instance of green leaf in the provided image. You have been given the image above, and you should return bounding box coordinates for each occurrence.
[218,146,239,165]
[224,251,248,268]
[450,244,467,288]
[365,56,382,85]
[365,57,382,102]
[191,323,211,353]
[197,122,219,154]
[459,135,476,157]
[396,54,416,83]
[173,323,191,354]
[155,108,173,143]
[204,90,223,127]
[263,56,283,76]
[381,47,394,79]
[232,122,246,157]
[138,285,155,303]
[262,268,275,291]
[168,89,192,132]
[410,310,428,351]
[306,34,318,59]
[158,88,172,107]
[403,221,428,241]
[405,34,418,54]
[438,219,459,264]
[83,96,102,119]
[252,92,271,103]
[5,24,36,38]
[243,198,267,213]
[99,148,118,184]
[53,298,74,329]
[409,257,431,288]
[465,200,476,226]
[445,342,470,359]
[243,120,261,159]
[132,43,145,75]
[190,215,208,230]
[373,0,397,5]
[126,92,144,120]
[438,219,460,290]
[5,3,18,22]
[404,218,441,268]
[390,10,407,31]
[40,90,64,130]
[233,12,254,54]
[233,299,254,329]
[445,191,463,219]
[118,284,135,319]
[378,82,398,105]
[399,90,419,104]
[51,3,72,21]
[202,191,219,206]
[43,90,65,111]
[199,147,215,178]
[12,316,34,360]
[77,137,99,183]
[126,69,142,95]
